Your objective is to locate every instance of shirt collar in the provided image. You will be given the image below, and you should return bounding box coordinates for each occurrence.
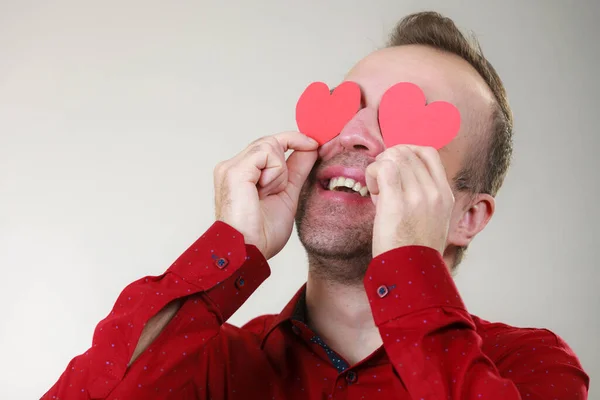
[259,283,390,367]
[260,283,307,347]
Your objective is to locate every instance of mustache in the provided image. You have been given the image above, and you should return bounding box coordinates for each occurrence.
[309,152,372,178]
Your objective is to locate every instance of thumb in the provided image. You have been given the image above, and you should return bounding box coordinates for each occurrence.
[283,149,318,202]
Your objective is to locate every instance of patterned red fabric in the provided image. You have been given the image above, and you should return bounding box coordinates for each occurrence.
[42,221,589,399]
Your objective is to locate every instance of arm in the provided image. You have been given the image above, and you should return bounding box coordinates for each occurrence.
[41,221,270,400]
[42,131,316,399]
[128,297,183,366]
[364,246,590,400]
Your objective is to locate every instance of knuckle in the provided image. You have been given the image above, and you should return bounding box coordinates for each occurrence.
[420,145,435,155]
[256,140,277,155]
[428,190,444,206]
[432,188,454,209]
[379,160,398,181]
[427,148,442,163]
[395,145,412,155]
[260,135,281,150]
[395,148,414,164]
[245,138,272,155]
[264,136,280,146]
[246,143,263,155]
[249,135,269,146]
[406,190,422,206]
[386,147,403,159]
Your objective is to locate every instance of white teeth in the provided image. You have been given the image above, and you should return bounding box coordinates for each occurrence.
[328,180,334,191]
[328,178,337,191]
[326,176,369,197]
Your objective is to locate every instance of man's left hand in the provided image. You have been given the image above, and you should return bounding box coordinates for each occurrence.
[365,145,455,258]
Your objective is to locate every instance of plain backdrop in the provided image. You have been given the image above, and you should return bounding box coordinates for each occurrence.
[1,1,598,399]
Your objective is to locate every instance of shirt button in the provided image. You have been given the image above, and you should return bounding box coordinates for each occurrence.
[292,325,301,336]
[215,257,228,269]
[377,285,389,298]
[346,370,358,384]
[235,276,245,289]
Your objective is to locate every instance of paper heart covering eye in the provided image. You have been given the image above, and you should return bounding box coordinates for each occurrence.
[295,81,361,146]
[378,82,461,150]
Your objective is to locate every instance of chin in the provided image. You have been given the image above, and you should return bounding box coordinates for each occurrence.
[295,188,374,260]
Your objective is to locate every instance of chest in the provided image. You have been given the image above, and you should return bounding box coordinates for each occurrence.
[199,335,409,400]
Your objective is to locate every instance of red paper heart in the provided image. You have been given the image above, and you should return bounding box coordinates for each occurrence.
[378,82,461,150]
[296,81,361,145]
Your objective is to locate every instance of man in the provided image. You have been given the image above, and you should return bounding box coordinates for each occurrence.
[43,11,589,400]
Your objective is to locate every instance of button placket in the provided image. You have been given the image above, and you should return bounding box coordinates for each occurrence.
[292,324,302,336]
[345,370,358,384]
[235,276,245,289]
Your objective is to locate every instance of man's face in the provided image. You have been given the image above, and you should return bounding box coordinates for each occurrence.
[295,45,495,268]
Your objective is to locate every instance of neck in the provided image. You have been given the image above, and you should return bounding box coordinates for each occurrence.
[303,247,457,365]
[305,256,383,365]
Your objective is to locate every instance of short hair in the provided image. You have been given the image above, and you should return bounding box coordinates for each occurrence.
[386,11,514,267]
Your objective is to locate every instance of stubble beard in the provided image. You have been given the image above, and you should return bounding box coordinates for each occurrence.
[295,172,375,285]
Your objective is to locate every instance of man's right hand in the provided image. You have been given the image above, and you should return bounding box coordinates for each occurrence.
[214,132,319,260]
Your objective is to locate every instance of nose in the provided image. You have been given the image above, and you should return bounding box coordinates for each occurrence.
[322,107,385,158]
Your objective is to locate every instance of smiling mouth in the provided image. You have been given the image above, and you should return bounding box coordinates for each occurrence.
[321,176,370,197]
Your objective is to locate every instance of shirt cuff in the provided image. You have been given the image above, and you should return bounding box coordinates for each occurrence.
[168,221,253,289]
[203,244,270,322]
[364,246,466,326]
[167,221,271,322]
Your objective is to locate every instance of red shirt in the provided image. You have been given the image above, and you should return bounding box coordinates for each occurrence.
[42,221,589,399]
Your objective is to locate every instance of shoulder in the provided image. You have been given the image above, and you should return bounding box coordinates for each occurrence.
[218,314,279,341]
[473,315,568,347]
[472,314,583,369]
[473,315,589,396]
[240,314,279,336]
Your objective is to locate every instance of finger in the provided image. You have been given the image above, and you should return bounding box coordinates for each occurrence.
[400,147,436,190]
[282,149,318,203]
[364,163,380,207]
[405,145,448,187]
[242,132,317,187]
[256,143,286,188]
[227,141,280,186]
[366,159,402,196]
[270,131,319,153]
[405,146,454,205]
[365,162,381,196]
[258,168,287,199]
[377,147,419,193]
[223,132,318,180]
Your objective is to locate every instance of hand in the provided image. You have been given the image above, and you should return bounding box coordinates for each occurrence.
[365,145,454,258]
[214,132,319,260]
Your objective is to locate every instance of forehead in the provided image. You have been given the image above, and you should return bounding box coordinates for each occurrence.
[345,45,495,131]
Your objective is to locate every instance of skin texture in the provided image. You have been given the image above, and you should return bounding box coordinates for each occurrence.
[295,45,498,362]
[296,45,496,282]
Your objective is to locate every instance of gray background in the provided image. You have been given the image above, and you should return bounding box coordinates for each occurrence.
[0,0,598,398]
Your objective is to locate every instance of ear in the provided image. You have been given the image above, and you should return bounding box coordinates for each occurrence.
[447,193,495,248]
